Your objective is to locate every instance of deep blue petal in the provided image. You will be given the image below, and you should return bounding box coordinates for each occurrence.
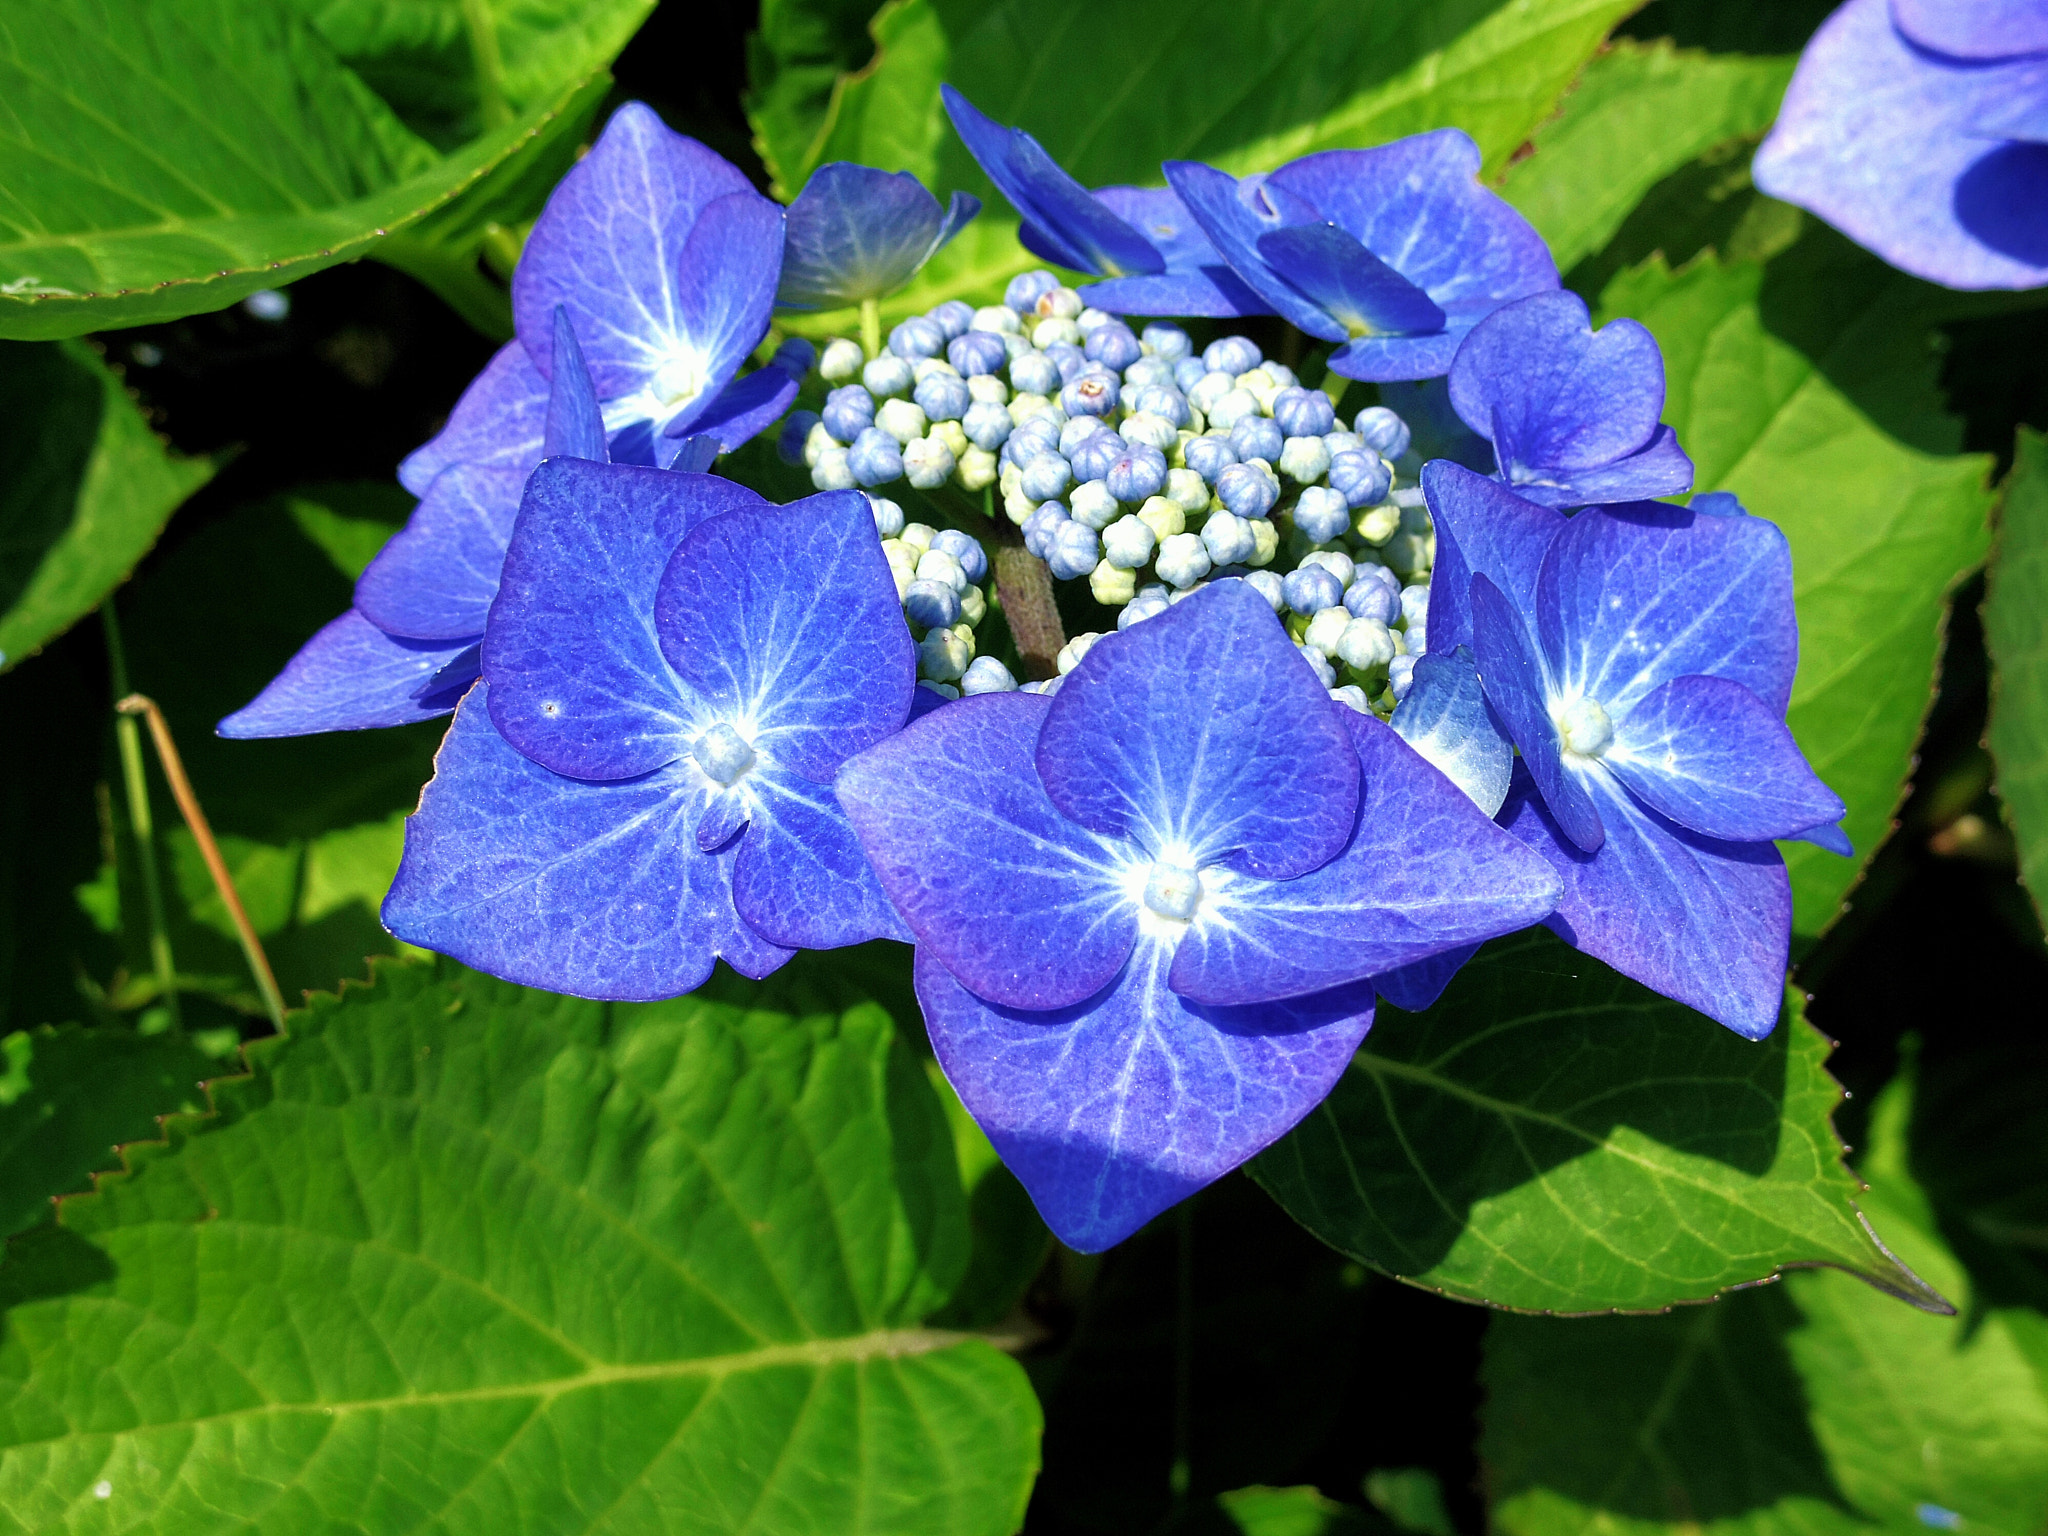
[1036,580,1360,879]
[1533,500,1799,718]
[1607,674,1846,842]
[1092,185,1224,271]
[543,307,606,461]
[1389,647,1514,817]
[484,462,769,780]
[1372,944,1478,1014]
[1167,707,1558,1005]
[675,365,801,453]
[1163,160,1347,341]
[354,465,526,642]
[1325,330,1466,383]
[1500,762,1790,1040]
[1509,425,1694,509]
[778,163,947,308]
[1078,268,1273,318]
[1256,223,1446,336]
[216,610,475,738]
[1788,819,1856,857]
[734,767,914,948]
[382,684,792,1001]
[836,691,1136,1010]
[397,340,548,496]
[652,191,788,439]
[1420,461,1566,655]
[661,434,721,474]
[654,490,915,784]
[917,943,1374,1253]
[1470,574,1605,853]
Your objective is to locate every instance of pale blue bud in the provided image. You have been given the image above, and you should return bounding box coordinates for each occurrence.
[929,300,976,339]
[1142,322,1193,361]
[1272,386,1336,438]
[1046,521,1102,580]
[904,578,961,629]
[1202,511,1257,567]
[1353,406,1412,459]
[915,372,971,422]
[1243,569,1286,612]
[1283,566,1344,617]
[1216,461,1279,518]
[1294,485,1351,543]
[863,354,915,398]
[1021,452,1073,501]
[1204,336,1260,375]
[963,399,1014,451]
[960,655,1019,694]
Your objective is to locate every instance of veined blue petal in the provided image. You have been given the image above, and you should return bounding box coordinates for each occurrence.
[1892,0,2048,62]
[777,164,977,308]
[1163,160,1347,341]
[1509,426,1694,509]
[1372,944,1478,1014]
[1256,223,1446,336]
[1420,461,1566,656]
[216,610,475,738]
[354,465,526,642]
[398,340,547,495]
[1470,574,1605,853]
[543,307,606,462]
[655,191,788,439]
[917,943,1374,1253]
[735,767,914,948]
[1078,267,1271,318]
[675,365,801,453]
[1389,647,1513,817]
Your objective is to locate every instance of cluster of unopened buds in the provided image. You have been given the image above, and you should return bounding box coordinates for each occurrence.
[216,85,1852,1252]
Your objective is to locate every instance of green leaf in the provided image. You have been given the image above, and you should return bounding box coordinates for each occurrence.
[0,0,603,340]
[0,1024,214,1238]
[1249,929,1940,1314]
[1985,427,2048,928]
[0,341,212,672]
[747,0,889,200]
[0,956,1043,1532]
[1218,1484,1384,1535]
[1482,1069,2048,1536]
[1500,39,1795,274]
[763,0,1638,337]
[925,1058,1052,1329]
[1592,230,1996,937]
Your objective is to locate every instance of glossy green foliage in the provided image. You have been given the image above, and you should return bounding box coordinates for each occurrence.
[754,0,1638,334]
[0,342,212,672]
[1251,931,1935,1314]
[0,956,1043,1533]
[1985,428,2048,925]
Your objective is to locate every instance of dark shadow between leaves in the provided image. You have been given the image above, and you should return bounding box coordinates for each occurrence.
[0,344,101,635]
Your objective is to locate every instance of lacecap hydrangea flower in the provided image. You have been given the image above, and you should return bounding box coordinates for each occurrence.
[1754,0,2048,289]
[835,580,1560,1250]
[1426,463,1848,1038]
[382,462,912,999]
[777,161,980,310]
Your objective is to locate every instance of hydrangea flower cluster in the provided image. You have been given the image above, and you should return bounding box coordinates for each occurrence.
[216,93,1850,1253]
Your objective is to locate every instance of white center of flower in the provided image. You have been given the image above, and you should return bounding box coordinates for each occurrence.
[650,349,708,411]
[1554,695,1614,760]
[691,722,756,786]
[1142,862,1203,923]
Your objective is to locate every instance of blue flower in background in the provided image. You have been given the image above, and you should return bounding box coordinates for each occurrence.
[777,162,980,309]
[382,460,915,1001]
[941,86,1271,317]
[1166,131,1558,381]
[1755,0,2048,290]
[1446,290,1693,507]
[1425,463,1849,1039]
[836,580,1559,1250]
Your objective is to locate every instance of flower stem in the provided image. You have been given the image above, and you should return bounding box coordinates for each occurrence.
[116,693,287,1033]
[101,604,179,1030]
[992,542,1066,680]
[860,297,883,363]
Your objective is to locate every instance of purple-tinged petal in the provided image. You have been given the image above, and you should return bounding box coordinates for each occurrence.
[941,86,1163,277]
[1510,425,1694,509]
[677,365,801,453]
[1607,674,1846,842]
[778,164,970,308]
[1891,0,2048,60]
[1372,944,1478,1014]
[1389,647,1513,817]
[382,684,791,1002]
[1256,223,1446,335]
[1168,708,1558,1005]
[1037,580,1360,879]
[1447,290,1668,478]
[544,307,606,462]
[1754,0,2048,290]
[651,191,788,439]
[354,465,525,642]
[1420,461,1566,655]
[485,462,768,780]
[1078,269,1272,318]
[1500,762,1789,1040]
[654,490,915,784]
[1471,574,1604,853]
[735,768,913,948]
[397,341,547,496]
[216,610,474,738]
[917,943,1374,1253]
[1163,160,1347,341]
[1533,501,1799,717]
[512,102,758,392]
[836,691,1136,1011]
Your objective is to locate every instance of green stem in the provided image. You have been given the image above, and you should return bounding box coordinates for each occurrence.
[461,0,512,132]
[860,297,883,363]
[101,604,180,1029]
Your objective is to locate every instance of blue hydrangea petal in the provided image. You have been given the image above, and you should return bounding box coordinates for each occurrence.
[675,365,802,454]
[735,768,914,948]
[1894,0,2048,57]
[652,191,788,438]
[1511,425,1694,509]
[543,307,606,461]
[941,86,1163,278]
[485,462,769,780]
[1753,0,2048,290]
[1606,674,1847,842]
[512,102,760,394]
[1533,501,1799,719]
[1789,820,1856,857]
[1471,574,1605,853]
[216,610,476,738]
[354,465,526,642]
[1162,160,1348,341]
[1079,269,1271,318]
[778,164,948,309]
[1500,762,1790,1040]
[836,692,1137,1011]
[1036,580,1361,880]
[1325,330,1464,383]
[397,340,547,496]
[1091,185,1220,271]
[382,684,792,1001]
[1255,223,1446,336]
[1389,647,1513,817]
[1372,944,1478,1014]
[1420,461,1567,656]
[663,434,722,474]
[654,490,915,784]
[916,943,1375,1253]
[1168,707,1558,1006]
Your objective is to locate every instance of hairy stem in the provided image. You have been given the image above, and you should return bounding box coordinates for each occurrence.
[101,604,179,1029]
[992,542,1066,680]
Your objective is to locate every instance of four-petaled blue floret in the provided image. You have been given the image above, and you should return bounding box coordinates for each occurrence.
[776,162,980,310]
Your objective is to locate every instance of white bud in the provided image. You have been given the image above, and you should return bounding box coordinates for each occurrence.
[876,397,928,445]
[1330,684,1370,714]
[1304,606,1351,657]
[1120,411,1178,452]
[903,435,956,489]
[1165,468,1209,514]
[961,654,1018,693]
[1102,514,1158,570]
[1076,306,1115,331]
[914,356,961,381]
[1090,560,1138,605]
[1264,362,1298,390]
[1187,370,1235,414]
[1033,316,1082,348]
[919,627,973,682]
[933,420,969,458]
[900,522,935,553]
[1137,496,1186,542]
[1008,391,1054,424]
[811,448,855,491]
[1236,368,1281,410]
[863,355,914,398]
[1244,569,1285,612]
[960,585,987,626]
[819,338,865,382]
[1037,287,1083,320]
[1297,643,1336,688]
[1070,479,1122,531]
[967,373,1010,404]
[1156,532,1212,588]
[956,446,999,491]
[867,495,905,537]
[1278,435,1332,484]
[916,547,969,595]
[1206,388,1260,430]
[1355,504,1401,544]
[1301,549,1355,588]
[973,305,1022,336]
[1201,511,1256,567]
[1337,617,1394,671]
[1249,517,1279,567]
[1055,631,1103,674]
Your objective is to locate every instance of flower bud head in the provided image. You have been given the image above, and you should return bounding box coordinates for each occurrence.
[1203,336,1261,375]
[1353,405,1412,459]
[1156,531,1213,588]
[960,655,1018,694]
[867,494,906,538]
[1202,511,1257,567]
[1005,270,1059,312]
[1102,513,1158,569]
[1046,520,1102,580]
[1294,485,1351,543]
[1279,435,1333,484]
[1142,322,1193,361]
[904,578,962,630]
[863,354,915,398]
[819,337,866,382]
